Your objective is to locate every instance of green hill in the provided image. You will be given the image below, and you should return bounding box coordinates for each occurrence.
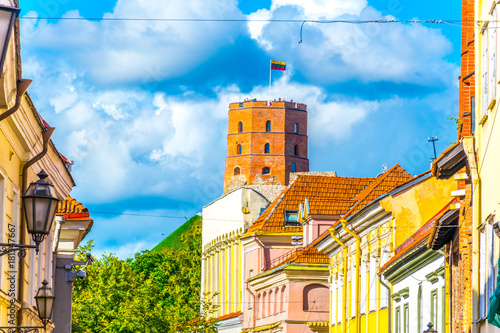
[152,214,202,251]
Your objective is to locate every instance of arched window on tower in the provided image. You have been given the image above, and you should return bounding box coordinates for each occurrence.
[266,120,271,132]
[294,145,299,156]
[237,144,242,155]
[264,143,270,154]
[291,162,296,173]
[294,123,298,133]
[234,167,240,176]
[262,167,270,174]
[238,122,243,133]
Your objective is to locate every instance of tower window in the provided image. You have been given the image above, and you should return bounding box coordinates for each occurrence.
[262,167,270,174]
[294,145,299,156]
[294,123,298,133]
[284,209,299,226]
[291,162,296,173]
[234,167,240,176]
[238,122,243,133]
[264,143,270,154]
[237,144,242,155]
[266,121,271,132]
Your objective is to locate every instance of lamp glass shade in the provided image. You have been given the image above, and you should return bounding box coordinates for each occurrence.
[0,5,19,73]
[22,170,60,244]
[35,280,55,322]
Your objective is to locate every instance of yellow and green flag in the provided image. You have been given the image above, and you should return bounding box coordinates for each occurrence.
[271,60,286,71]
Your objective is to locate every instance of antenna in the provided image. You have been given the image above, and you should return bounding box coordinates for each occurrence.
[428,136,438,162]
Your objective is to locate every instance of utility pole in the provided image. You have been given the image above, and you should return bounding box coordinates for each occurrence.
[428,136,438,162]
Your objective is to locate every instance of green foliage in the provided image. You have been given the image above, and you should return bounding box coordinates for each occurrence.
[72,216,218,332]
[152,214,202,251]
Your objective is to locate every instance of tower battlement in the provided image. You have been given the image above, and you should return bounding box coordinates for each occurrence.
[224,99,309,193]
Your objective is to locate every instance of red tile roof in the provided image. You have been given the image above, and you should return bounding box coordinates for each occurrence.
[216,311,242,321]
[57,197,89,219]
[379,199,457,274]
[246,175,375,235]
[265,165,412,270]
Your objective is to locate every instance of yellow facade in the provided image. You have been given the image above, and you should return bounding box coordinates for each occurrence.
[202,228,244,318]
[323,175,456,333]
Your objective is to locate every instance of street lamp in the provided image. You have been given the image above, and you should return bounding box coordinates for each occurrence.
[0,170,60,257]
[35,280,56,328]
[0,4,19,73]
[424,322,438,333]
[0,280,55,332]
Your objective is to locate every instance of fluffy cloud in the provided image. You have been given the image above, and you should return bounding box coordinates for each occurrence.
[21,0,244,84]
[247,0,454,86]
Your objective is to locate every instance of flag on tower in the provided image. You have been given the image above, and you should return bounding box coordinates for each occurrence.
[271,60,286,71]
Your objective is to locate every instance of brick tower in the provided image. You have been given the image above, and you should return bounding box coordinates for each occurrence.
[224,100,309,193]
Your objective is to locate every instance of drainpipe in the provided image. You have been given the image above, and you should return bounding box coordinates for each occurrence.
[329,228,348,333]
[52,216,66,253]
[379,276,391,333]
[0,79,32,122]
[252,233,266,271]
[18,126,55,326]
[340,219,361,333]
[245,281,256,328]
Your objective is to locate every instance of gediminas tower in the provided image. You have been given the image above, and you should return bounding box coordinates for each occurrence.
[224,100,309,192]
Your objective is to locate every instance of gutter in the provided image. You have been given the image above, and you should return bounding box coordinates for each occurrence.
[52,216,66,253]
[378,276,391,333]
[329,228,348,333]
[245,282,256,329]
[0,79,31,122]
[340,219,361,333]
[18,126,55,327]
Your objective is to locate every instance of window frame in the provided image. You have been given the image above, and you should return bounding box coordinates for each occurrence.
[284,209,299,226]
[238,121,243,133]
[264,143,270,154]
[262,167,270,175]
[266,120,271,132]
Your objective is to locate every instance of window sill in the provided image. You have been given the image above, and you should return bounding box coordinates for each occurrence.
[488,98,496,111]
[479,113,488,125]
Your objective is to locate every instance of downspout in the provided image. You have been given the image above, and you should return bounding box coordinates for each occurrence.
[18,126,55,326]
[0,79,32,122]
[329,228,348,333]
[340,219,361,333]
[245,282,256,329]
[252,233,266,271]
[378,276,391,333]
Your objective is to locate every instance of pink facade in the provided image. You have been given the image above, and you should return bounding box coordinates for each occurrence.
[303,217,338,246]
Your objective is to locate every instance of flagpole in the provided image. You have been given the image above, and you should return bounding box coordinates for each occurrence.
[269,59,272,101]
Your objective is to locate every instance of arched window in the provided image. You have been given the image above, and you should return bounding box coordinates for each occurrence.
[234,167,240,176]
[237,144,242,155]
[294,145,299,156]
[294,123,298,133]
[262,292,267,318]
[264,143,270,154]
[268,290,273,317]
[303,284,329,311]
[274,287,279,315]
[262,167,270,175]
[266,120,271,132]
[291,162,296,173]
[238,122,243,133]
[256,293,261,319]
[280,286,286,312]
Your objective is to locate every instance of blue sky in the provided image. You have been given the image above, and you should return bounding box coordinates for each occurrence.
[19,0,462,258]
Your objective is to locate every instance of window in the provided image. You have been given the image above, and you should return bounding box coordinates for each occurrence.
[291,162,296,173]
[395,306,401,333]
[294,145,299,156]
[266,121,271,132]
[284,209,299,226]
[380,251,389,308]
[360,263,367,314]
[417,284,422,332]
[471,96,476,134]
[234,167,240,176]
[294,123,298,133]
[237,144,242,155]
[403,303,409,333]
[369,256,377,311]
[303,284,329,311]
[264,143,270,153]
[490,8,497,104]
[238,121,243,132]
[262,167,270,174]
[430,289,438,328]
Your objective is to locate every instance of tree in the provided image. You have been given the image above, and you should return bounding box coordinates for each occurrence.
[72,219,218,332]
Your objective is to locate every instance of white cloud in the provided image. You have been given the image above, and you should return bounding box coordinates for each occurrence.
[246,1,455,86]
[21,0,244,83]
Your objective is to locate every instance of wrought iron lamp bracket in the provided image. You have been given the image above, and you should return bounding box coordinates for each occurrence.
[0,326,44,333]
[0,243,38,258]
